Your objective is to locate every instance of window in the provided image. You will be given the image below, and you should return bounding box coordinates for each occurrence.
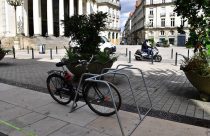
[162,0,165,3]
[170,31,174,35]
[149,8,153,15]
[149,19,153,27]
[181,19,184,26]
[160,31,165,35]
[150,0,153,4]
[161,18,165,27]
[171,18,175,27]
[160,7,166,17]
[112,33,115,39]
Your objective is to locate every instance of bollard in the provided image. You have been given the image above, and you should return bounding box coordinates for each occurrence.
[56,46,58,54]
[175,52,178,66]
[188,49,189,58]
[171,48,173,59]
[50,48,52,59]
[151,51,153,64]
[12,46,15,59]
[27,46,29,54]
[32,48,34,59]
[126,48,128,56]
[128,51,131,63]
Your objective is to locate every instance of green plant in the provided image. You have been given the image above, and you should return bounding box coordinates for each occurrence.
[63,12,107,59]
[174,0,210,51]
[181,51,210,76]
[175,0,210,75]
[0,47,10,54]
[148,38,154,47]
[95,52,118,64]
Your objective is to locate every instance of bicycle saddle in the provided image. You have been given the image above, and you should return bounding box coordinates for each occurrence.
[56,62,66,67]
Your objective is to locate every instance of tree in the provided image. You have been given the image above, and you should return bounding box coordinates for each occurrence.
[63,12,107,58]
[174,0,210,50]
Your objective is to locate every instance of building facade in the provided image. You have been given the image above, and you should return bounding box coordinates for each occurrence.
[0,0,98,37]
[0,0,120,44]
[124,0,189,46]
[97,0,121,45]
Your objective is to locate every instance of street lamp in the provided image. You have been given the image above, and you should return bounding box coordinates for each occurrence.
[7,0,23,36]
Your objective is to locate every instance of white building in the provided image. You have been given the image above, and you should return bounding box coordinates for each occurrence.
[0,0,98,38]
[124,0,189,46]
[96,0,121,45]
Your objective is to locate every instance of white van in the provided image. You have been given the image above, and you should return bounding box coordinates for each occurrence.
[69,36,116,53]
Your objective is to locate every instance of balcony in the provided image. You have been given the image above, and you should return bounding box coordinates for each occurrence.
[160,13,166,17]
[96,0,120,7]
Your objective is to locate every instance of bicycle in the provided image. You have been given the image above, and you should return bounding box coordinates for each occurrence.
[46,57,121,116]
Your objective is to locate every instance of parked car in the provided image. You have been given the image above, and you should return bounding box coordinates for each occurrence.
[156,42,164,47]
[69,36,116,54]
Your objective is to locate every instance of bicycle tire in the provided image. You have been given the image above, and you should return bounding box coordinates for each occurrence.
[46,74,73,105]
[83,82,121,116]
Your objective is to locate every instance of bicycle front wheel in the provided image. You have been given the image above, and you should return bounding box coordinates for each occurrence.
[83,82,121,116]
[46,74,72,105]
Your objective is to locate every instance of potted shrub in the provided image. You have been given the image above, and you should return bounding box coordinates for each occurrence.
[62,12,117,79]
[0,46,10,61]
[174,0,210,101]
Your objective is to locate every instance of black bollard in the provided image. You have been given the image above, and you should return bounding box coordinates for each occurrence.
[126,48,128,56]
[128,51,131,63]
[56,46,58,54]
[188,49,189,58]
[171,48,173,59]
[151,51,153,64]
[12,46,15,59]
[175,52,178,66]
[50,48,52,59]
[32,48,34,59]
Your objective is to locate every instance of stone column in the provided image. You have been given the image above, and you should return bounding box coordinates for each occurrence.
[47,0,54,36]
[33,0,42,36]
[59,0,64,36]
[78,0,83,15]
[86,0,90,15]
[23,0,29,36]
[69,0,74,16]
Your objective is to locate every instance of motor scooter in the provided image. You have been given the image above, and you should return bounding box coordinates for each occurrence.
[134,47,162,62]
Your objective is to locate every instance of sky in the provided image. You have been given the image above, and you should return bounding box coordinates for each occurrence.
[120,0,136,32]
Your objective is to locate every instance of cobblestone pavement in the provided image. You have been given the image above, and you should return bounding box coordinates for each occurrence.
[0,46,210,122]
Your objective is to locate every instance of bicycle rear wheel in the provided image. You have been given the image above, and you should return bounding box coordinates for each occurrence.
[83,82,121,116]
[46,74,73,105]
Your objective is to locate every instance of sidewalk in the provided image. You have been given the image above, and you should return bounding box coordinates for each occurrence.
[0,83,209,136]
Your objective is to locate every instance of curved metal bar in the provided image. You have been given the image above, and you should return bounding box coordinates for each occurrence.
[70,73,98,112]
[127,67,152,108]
[100,72,142,120]
[85,79,125,136]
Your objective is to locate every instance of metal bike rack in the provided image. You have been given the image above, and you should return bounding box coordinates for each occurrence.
[70,64,153,136]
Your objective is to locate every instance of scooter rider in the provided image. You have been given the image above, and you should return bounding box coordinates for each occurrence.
[142,40,152,57]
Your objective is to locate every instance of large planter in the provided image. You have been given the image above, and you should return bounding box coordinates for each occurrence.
[0,52,6,61]
[67,60,114,80]
[184,70,210,101]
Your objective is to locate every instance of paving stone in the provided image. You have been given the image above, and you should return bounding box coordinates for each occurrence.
[10,112,46,128]
[0,101,15,112]
[9,117,67,136]
[34,102,99,126]
[0,107,31,121]
[48,123,102,136]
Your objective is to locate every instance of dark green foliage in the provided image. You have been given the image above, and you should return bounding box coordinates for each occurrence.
[63,12,107,58]
[0,47,10,54]
[174,0,210,50]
